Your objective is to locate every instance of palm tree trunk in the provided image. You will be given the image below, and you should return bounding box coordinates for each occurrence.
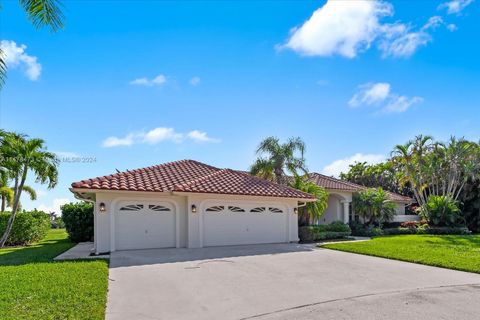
[1,197,5,212]
[0,167,27,248]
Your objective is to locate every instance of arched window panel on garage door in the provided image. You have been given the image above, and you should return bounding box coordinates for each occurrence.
[228,206,245,212]
[119,204,144,211]
[250,207,266,213]
[269,207,283,213]
[206,206,225,212]
[148,205,171,212]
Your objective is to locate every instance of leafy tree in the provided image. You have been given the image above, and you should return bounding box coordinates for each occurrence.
[459,178,480,232]
[353,188,396,226]
[250,136,307,185]
[0,0,65,87]
[0,131,58,247]
[291,175,329,226]
[0,172,37,211]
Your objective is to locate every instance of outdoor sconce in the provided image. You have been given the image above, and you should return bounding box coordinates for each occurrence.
[294,208,298,214]
[99,202,106,213]
[191,204,197,213]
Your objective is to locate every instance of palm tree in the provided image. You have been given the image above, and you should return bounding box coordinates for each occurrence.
[291,175,329,225]
[0,171,37,212]
[0,132,58,247]
[0,0,65,86]
[250,136,307,185]
[353,188,396,226]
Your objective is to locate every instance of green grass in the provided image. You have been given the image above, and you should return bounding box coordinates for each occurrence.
[0,229,109,319]
[323,234,480,274]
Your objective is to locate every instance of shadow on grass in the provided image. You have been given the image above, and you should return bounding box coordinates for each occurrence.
[0,232,76,266]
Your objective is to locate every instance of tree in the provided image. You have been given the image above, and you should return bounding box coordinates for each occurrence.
[250,136,307,185]
[353,188,396,226]
[0,132,58,247]
[0,172,37,212]
[0,0,65,87]
[291,175,329,226]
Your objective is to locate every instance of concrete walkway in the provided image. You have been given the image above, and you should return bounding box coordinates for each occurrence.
[106,244,480,320]
[54,242,109,260]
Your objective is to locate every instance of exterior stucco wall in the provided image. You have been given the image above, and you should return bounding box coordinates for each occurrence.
[318,190,353,225]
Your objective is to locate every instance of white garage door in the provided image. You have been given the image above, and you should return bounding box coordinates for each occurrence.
[115,201,175,250]
[203,204,288,247]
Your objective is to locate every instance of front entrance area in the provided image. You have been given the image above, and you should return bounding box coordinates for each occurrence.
[202,204,288,246]
[115,201,176,250]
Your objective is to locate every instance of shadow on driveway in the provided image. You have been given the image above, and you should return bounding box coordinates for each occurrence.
[110,243,316,268]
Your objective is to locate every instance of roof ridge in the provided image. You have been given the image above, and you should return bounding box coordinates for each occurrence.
[310,172,366,189]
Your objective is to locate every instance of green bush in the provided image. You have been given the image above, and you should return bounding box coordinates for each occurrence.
[382,227,416,235]
[349,221,383,237]
[61,202,94,242]
[299,221,351,242]
[425,226,471,235]
[420,196,463,227]
[0,210,51,246]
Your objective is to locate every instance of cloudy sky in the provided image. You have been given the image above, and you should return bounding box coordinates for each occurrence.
[1,0,478,214]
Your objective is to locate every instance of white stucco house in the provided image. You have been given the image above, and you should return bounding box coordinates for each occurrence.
[70,160,315,254]
[308,173,416,225]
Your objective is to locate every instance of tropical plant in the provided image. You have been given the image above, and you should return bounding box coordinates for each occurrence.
[419,195,463,227]
[0,131,58,247]
[353,188,396,226]
[0,172,37,211]
[250,136,307,185]
[61,201,94,242]
[0,0,65,86]
[290,175,329,225]
[460,178,480,232]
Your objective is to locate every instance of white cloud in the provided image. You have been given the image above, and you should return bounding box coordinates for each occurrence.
[102,134,135,147]
[447,23,458,31]
[36,198,71,216]
[0,40,41,80]
[281,0,393,58]
[438,0,474,14]
[349,82,391,107]
[143,127,183,144]
[349,82,422,114]
[322,153,386,177]
[189,76,201,86]
[281,0,449,59]
[102,127,219,147]
[130,74,167,86]
[53,151,80,158]
[187,130,219,143]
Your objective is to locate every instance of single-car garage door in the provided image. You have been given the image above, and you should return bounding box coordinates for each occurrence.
[202,204,288,246]
[115,201,175,250]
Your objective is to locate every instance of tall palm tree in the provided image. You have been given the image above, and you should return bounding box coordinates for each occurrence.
[0,132,58,247]
[250,136,307,185]
[0,0,65,86]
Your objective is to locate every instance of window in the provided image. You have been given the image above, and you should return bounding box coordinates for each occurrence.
[149,205,171,212]
[269,207,283,213]
[228,206,245,212]
[119,204,144,211]
[250,207,266,213]
[206,206,225,212]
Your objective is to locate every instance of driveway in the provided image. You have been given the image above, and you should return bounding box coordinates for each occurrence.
[107,244,480,320]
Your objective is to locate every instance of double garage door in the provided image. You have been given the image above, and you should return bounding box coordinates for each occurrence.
[115,201,176,251]
[202,204,288,247]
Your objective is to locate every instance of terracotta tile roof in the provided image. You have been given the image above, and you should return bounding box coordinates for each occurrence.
[308,173,412,203]
[71,160,314,200]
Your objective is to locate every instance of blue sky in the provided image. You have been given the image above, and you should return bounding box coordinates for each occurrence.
[1,0,479,214]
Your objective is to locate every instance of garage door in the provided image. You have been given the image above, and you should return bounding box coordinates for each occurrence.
[115,201,175,250]
[202,204,288,247]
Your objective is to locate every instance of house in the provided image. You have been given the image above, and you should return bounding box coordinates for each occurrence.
[308,173,416,225]
[70,160,315,254]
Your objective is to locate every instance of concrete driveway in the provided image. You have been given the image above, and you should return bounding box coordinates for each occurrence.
[107,244,480,320]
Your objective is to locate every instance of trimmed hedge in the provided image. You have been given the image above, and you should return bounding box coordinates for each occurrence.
[425,226,471,235]
[61,202,94,242]
[0,210,51,246]
[299,221,351,242]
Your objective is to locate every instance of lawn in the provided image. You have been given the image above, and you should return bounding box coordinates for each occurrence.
[323,234,480,274]
[0,229,109,320]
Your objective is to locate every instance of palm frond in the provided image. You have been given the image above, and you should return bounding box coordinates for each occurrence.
[19,0,65,32]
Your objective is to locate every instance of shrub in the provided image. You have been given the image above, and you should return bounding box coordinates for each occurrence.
[400,221,419,229]
[61,202,94,242]
[420,196,463,227]
[0,210,50,246]
[382,227,416,235]
[299,221,351,242]
[51,216,65,229]
[425,226,471,235]
[349,221,383,237]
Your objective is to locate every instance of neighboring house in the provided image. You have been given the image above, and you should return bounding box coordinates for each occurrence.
[70,160,315,254]
[308,173,416,225]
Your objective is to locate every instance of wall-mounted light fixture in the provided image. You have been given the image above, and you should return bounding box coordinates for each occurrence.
[99,202,106,212]
[294,208,298,214]
[191,204,197,213]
